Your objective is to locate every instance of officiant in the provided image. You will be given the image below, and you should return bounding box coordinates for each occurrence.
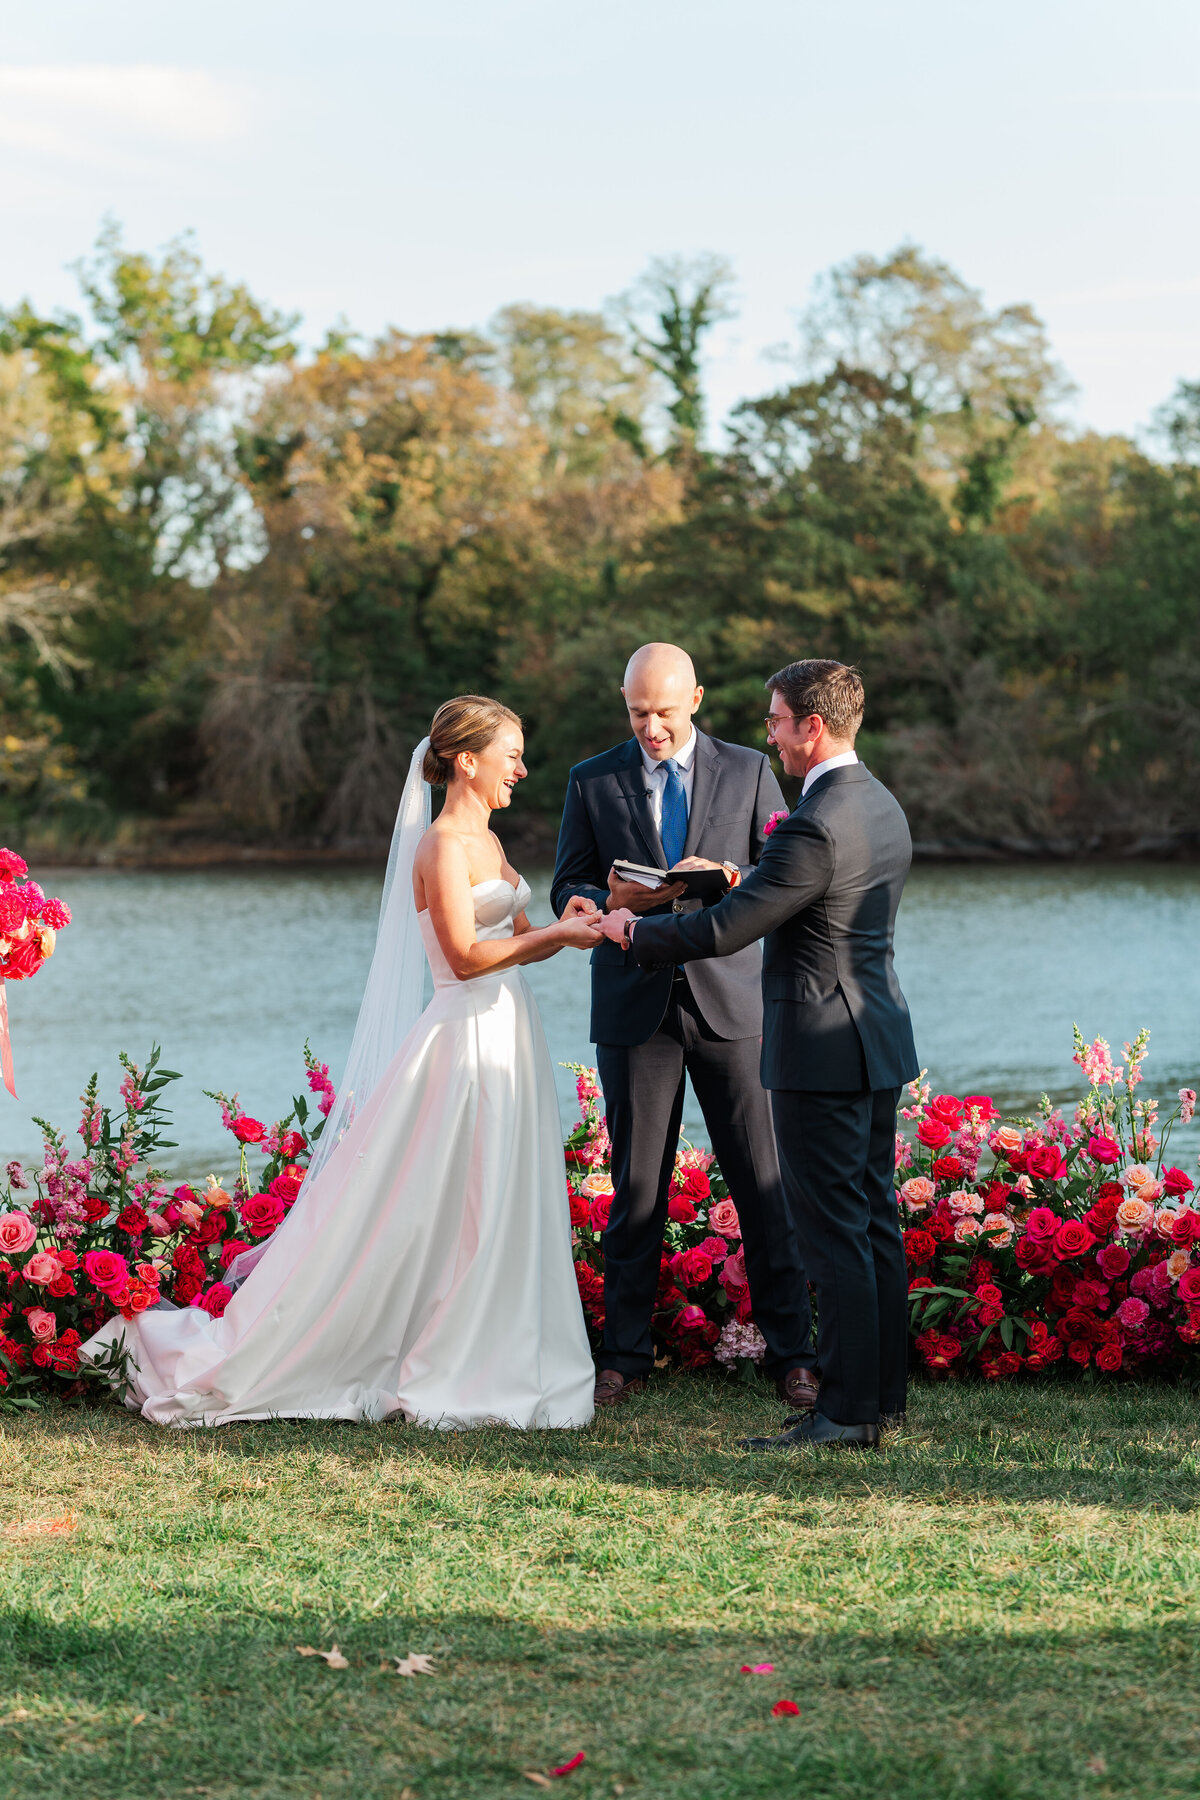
[551,642,817,1411]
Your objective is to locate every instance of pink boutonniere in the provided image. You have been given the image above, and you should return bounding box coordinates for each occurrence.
[762,810,789,838]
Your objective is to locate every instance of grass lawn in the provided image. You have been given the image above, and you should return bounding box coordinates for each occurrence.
[3,1377,1200,1800]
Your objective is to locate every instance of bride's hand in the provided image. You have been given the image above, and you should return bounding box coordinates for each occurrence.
[561,894,601,919]
[557,913,604,949]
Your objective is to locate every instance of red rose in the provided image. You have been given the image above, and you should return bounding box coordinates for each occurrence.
[1087,1134,1121,1164]
[1177,1268,1200,1304]
[82,1249,130,1295]
[1053,1219,1095,1260]
[115,1203,149,1236]
[678,1246,714,1287]
[1095,1342,1123,1371]
[931,1155,966,1182]
[188,1210,227,1248]
[928,1095,964,1127]
[239,1192,285,1238]
[1014,1236,1057,1275]
[219,1238,252,1271]
[173,1275,202,1306]
[1084,1196,1119,1235]
[1097,1181,1124,1201]
[1163,1166,1195,1198]
[989,1350,1021,1378]
[975,1283,1003,1305]
[82,1195,109,1223]
[903,1228,936,1264]
[588,1193,613,1232]
[279,1131,306,1158]
[1096,1243,1130,1278]
[667,1195,698,1225]
[1026,1145,1067,1181]
[917,1117,952,1150]
[1024,1207,1060,1243]
[680,1168,711,1202]
[1171,1210,1200,1245]
[1067,1340,1091,1365]
[192,1282,232,1319]
[269,1166,305,1206]
[909,1275,934,1291]
[981,1182,1013,1213]
[4,934,45,980]
[568,1193,590,1229]
[231,1115,266,1144]
[977,1304,1004,1326]
[963,1095,1000,1122]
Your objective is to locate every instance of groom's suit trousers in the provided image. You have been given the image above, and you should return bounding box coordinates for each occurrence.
[597,978,814,1379]
[770,1085,908,1425]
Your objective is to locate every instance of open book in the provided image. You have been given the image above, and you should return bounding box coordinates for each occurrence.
[612,859,732,904]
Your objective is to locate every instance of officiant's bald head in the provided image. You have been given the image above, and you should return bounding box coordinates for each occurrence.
[621,642,703,761]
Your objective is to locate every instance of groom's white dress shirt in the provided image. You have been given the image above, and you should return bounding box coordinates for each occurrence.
[801,748,858,797]
[638,726,697,841]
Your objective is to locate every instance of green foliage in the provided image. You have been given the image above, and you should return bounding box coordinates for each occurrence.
[2,227,1199,853]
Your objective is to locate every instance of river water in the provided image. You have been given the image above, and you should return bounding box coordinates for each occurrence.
[5,863,1199,1176]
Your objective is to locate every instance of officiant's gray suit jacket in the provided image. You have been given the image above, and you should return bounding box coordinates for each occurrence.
[551,731,785,1046]
[628,762,919,1091]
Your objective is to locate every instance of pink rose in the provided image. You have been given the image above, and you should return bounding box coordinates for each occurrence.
[1087,1134,1121,1164]
[1024,1207,1060,1243]
[707,1198,741,1238]
[667,1195,697,1224]
[25,1307,57,1342]
[677,1246,714,1287]
[231,1115,266,1144]
[1177,1267,1200,1304]
[588,1192,613,1232]
[219,1238,252,1271]
[23,1251,62,1286]
[1163,1166,1195,1198]
[677,1304,707,1330]
[1115,1296,1149,1331]
[268,1165,305,1206]
[191,1282,233,1319]
[1053,1219,1096,1260]
[0,1210,37,1254]
[762,810,789,838]
[82,1249,130,1295]
[1026,1145,1067,1181]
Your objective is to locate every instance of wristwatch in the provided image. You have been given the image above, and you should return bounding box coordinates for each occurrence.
[622,916,635,951]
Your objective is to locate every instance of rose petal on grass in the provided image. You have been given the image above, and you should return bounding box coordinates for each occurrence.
[388,1652,435,1678]
[295,1644,349,1669]
[771,1699,801,1717]
[551,1753,586,1776]
[740,1662,774,1673]
[3,1510,79,1539]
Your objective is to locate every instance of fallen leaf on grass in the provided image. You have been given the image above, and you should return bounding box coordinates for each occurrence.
[1086,1755,1108,1776]
[295,1645,349,1669]
[740,1662,775,1673]
[383,1652,435,1678]
[523,1777,553,1791]
[771,1699,801,1717]
[3,1510,79,1540]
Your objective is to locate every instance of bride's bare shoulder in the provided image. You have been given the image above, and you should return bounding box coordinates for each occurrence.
[489,828,521,885]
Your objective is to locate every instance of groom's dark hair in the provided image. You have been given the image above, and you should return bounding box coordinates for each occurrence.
[767,659,864,742]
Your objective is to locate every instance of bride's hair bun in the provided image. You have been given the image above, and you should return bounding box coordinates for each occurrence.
[423,694,522,786]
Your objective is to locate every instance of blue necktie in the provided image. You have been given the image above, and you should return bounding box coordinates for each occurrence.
[660,759,688,869]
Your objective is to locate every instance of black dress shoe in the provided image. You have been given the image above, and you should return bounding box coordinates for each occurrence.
[879,1411,907,1431]
[740,1412,880,1452]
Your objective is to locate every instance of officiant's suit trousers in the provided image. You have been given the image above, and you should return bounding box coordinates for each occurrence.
[597,979,813,1379]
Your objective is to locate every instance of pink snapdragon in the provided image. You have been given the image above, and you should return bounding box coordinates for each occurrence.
[1074,1035,1116,1089]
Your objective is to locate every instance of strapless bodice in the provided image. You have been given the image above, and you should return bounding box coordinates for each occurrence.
[418,877,532,988]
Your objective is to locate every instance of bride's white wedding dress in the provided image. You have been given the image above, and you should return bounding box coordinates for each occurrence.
[82,872,596,1430]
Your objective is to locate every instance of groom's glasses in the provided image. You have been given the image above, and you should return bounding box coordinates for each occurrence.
[764,713,800,734]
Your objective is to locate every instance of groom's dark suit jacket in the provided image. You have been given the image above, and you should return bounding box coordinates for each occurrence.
[551,732,785,1046]
[628,762,919,1091]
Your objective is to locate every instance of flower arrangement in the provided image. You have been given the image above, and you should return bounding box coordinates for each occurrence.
[0,849,71,1098]
[2,1025,1198,1405]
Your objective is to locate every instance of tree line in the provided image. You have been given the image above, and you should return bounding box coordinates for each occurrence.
[2,227,1198,858]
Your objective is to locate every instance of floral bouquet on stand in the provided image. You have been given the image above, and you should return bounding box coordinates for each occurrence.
[0,848,71,1098]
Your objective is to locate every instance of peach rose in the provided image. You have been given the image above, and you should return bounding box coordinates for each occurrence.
[980,1213,1016,1246]
[146,1212,172,1236]
[947,1189,983,1217]
[707,1198,741,1238]
[1012,1174,1035,1199]
[899,1176,935,1212]
[1124,1163,1155,1190]
[1156,1208,1180,1241]
[25,1307,57,1342]
[1167,1249,1191,1281]
[205,1181,233,1209]
[176,1199,203,1227]
[23,1251,62,1286]
[953,1217,982,1243]
[0,1210,37,1254]
[34,923,56,958]
[991,1127,1024,1155]
[1116,1195,1154,1232]
[579,1173,614,1199]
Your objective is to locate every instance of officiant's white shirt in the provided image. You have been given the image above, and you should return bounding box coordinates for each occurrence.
[638,725,697,839]
[801,748,858,796]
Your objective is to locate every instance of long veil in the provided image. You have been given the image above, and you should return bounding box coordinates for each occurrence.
[227,736,432,1286]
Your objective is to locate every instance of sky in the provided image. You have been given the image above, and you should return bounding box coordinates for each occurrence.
[3,0,1199,440]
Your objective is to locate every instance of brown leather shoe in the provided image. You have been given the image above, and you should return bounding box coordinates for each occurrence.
[775,1367,820,1412]
[594,1369,648,1407]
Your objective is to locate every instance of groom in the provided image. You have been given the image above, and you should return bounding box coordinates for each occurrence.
[552,642,817,1411]
[595,659,919,1449]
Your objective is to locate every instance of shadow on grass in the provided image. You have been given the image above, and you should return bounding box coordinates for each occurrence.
[3,1605,1200,1800]
[17,1371,1200,1513]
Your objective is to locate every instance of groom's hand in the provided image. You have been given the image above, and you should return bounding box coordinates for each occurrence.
[606,866,686,914]
[669,856,741,886]
[594,906,636,945]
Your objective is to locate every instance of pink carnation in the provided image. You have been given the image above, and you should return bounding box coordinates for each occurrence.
[762,810,789,838]
[1116,1296,1149,1331]
[0,848,28,884]
[38,897,71,930]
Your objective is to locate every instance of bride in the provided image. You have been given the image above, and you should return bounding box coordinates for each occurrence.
[82,695,601,1428]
